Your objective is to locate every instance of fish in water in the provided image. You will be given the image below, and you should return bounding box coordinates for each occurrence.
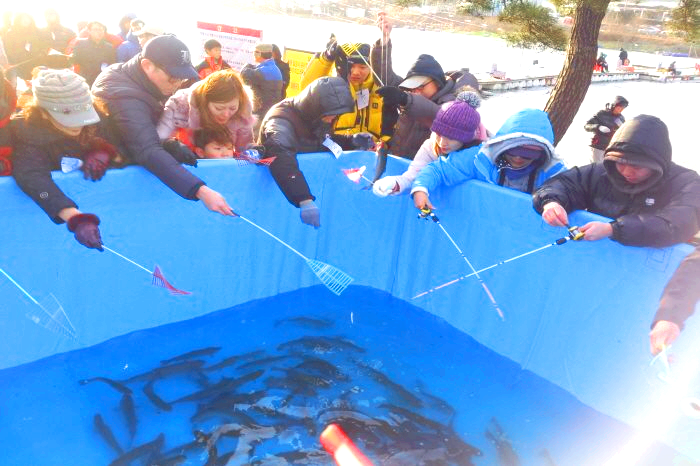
[79,377,132,396]
[143,380,172,412]
[355,362,423,408]
[485,417,521,466]
[160,346,222,365]
[273,316,334,329]
[108,432,165,466]
[173,369,264,403]
[120,393,138,440]
[93,413,123,456]
[204,349,266,372]
[277,335,365,354]
[123,359,206,383]
[294,356,349,381]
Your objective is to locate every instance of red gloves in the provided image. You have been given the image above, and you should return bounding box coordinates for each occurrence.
[67,213,103,251]
[82,150,110,181]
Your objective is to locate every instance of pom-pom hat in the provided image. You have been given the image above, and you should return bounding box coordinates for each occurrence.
[430,91,482,143]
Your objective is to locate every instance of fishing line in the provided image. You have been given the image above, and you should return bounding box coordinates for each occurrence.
[412,226,583,300]
[418,209,505,320]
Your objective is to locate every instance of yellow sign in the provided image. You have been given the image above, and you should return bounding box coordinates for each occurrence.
[284,48,315,98]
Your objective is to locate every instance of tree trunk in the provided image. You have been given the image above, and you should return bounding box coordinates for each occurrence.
[544,0,610,145]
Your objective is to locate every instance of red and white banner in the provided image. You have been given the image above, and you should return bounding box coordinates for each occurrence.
[196,22,263,71]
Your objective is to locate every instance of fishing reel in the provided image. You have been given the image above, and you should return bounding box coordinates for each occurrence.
[567,225,584,241]
[418,208,439,223]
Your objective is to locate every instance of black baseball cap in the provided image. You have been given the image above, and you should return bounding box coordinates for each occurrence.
[143,35,199,80]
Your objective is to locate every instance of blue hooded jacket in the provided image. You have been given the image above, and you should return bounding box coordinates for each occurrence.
[411,108,566,195]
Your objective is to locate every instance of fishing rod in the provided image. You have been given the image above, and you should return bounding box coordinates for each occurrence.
[412,224,585,300]
[418,208,505,320]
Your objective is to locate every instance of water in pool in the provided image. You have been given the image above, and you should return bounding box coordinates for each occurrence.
[0,285,688,465]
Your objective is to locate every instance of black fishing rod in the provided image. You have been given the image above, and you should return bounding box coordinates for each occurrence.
[412,224,585,300]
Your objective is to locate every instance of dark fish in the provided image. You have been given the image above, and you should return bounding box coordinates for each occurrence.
[356,362,423,408]
[108,433,165,466]
[276,367,332,388]
[416,381,456,422]
[379,403,445,432]
[371,144,389,184]
[274,316,334,329]
[173,370,264,403]
[190,391,267,422]
[485,418,521,466]
[277,335,365,353]
[204,350,266,372]
[79,377,132,396]
[143,380,172,412]
[124,360,206,383]
[237,355,297,371]
[93,413,123,456]
[294,356,349,381]
[161,346,222,365]
[120,393,137,439]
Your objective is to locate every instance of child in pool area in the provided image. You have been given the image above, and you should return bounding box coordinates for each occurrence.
[193,128,235,159]
[373,90,487,197]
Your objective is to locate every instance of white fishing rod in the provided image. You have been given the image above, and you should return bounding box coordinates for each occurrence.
[412,225,585,300]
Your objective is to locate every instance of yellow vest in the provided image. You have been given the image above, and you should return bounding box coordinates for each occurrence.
[300,55,389,142]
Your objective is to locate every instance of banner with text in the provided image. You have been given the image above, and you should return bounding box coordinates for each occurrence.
[196,22,263,71]
[284,47,315,98]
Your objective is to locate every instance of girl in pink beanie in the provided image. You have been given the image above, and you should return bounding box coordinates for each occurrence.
[373,90,488,197]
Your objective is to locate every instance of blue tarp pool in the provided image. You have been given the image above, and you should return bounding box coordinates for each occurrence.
[1,152,698,464]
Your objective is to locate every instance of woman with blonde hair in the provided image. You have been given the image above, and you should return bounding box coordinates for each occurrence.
[157,69,255,155]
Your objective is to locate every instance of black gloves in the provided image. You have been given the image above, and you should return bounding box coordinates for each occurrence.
[323,40,341,62]
[377,86,408,107]
[67,213,103,251]
[163,139,198,167]
[351,133,376,151]
[82,150,110,181]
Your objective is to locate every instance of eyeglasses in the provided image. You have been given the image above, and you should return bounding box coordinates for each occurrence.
[154,64,186,85]
[410,80,434,93]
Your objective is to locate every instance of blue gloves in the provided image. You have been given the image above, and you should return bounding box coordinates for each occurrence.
[299,200,320,229]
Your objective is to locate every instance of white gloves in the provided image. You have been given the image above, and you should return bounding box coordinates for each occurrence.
[372,176,399,197]
[598,125,611,133]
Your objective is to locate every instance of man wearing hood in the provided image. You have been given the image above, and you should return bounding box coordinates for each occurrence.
[411,109,565,211]
[258,76,355,229]
[534,115,700,247]
[299,38,394,149]
[371,13,482,159]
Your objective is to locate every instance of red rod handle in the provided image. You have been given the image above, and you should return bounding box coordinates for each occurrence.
[320,423,374,466]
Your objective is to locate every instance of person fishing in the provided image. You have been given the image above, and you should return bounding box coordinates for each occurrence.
[373,90,487,197]
[411,108,566,212]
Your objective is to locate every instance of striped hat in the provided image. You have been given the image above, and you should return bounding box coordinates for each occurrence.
[33,69,99,128]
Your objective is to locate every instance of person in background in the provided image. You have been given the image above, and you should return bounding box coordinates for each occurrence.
[92,34,235,217]
[115,18,144,63]
[0,67,15,176]
[258,76,355,228]
[117,13,137,41]
[42,9,75,53]
[65,21,122,56]
[11,69,126,250]
[299,38,393,150]
[4,12,51,81]
[157,69,255,153]
[192,128,235,159]
[618,47,628,65]
[72,21,117,86]
[195,39,231,80]
[133,23,164,50]
[584,95,628,163]
[271,44,290,100]
[596,52,608,72]
[241,43,283,135]
[373,91,487,197]
[370,13,482,159]
[534,115,700,247]
[412,109,565,212]
[649,245,700,355]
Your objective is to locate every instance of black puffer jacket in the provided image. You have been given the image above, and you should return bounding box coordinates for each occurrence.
[533,115,700,247]
[653,245,700,328]
[11,115,123,223]
[92,56,205,200]
[584,107,625,150]
[371,40,480,159]
[258,76,354,206]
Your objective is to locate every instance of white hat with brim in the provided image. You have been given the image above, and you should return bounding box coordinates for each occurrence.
[33,69,100,128]
[399,75,432,89]
[134,24,165,37]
